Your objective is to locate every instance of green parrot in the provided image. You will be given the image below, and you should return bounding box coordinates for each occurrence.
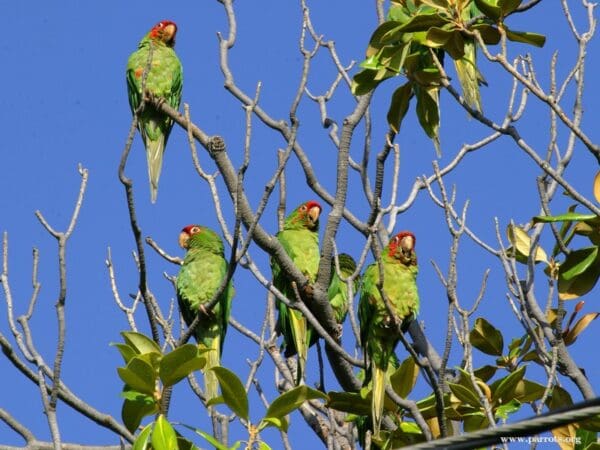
[327,253,357,326]
[358,231,419,437]
[126,20,183,203]
[272,200,322,384]
[176,225,233,403]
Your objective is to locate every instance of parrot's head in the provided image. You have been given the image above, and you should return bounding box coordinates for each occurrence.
[149,20,178,47]
[178,225,224,255]
[286,200,322,231]
[388,231,417,266]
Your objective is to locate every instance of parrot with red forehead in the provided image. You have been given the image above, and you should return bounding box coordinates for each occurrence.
[176,225,233,403]
[358,231,419,437]
[126,20,183,203]
[271,200,322,384]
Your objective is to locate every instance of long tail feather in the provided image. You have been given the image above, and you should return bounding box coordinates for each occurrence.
[202,338,220,405]
[372,365,386,438]
[290,309,308,384]
[141,120,165,203]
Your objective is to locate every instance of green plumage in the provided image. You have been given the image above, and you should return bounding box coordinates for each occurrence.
[358,232,419,437]
[327,253,357,325]
[126,21,183,203]
[176,225,233,403]
[272,201,321,384]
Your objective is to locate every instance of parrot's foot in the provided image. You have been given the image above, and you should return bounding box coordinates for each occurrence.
[334,324,343,341]
[198,304,215,319]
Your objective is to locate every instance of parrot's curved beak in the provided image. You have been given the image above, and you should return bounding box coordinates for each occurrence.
[178,231,190,249]
[399,235,414,252]
[308,205,321,225]
[163,24,177,45]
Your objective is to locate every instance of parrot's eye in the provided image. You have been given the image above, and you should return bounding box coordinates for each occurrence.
[191,226,200,234]
[300,205,307,212]
[158,22,164,27]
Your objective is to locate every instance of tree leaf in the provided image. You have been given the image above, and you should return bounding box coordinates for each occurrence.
[551,423,578,450]
[257,441,273,450]
[471,24,501,45]
[558,250,600,300]
[560,246,599,281]
[473,365,497,383]
[387,83,413,133]
[352,69,384,96]
[491,365,526,405]
[151,415,178,450]
[265,385,328,423]
[159,344,206,387]
[546,385,573,410]
[473,0,502,21]
[498,0,522,16]
[495,398,521,420]
[564,312,600,345]
[415,86,441,155]
[186,426,229,450]
[326,391,371,416]
[367,21,405,56]
[506,224,548,264]
[512,379,547,403]
[121,331,162,355]
[448,382,481,407]
[505,29,546,47]
[470,317,504,356]
[132,423,154,450]
[112,343,137,364]
[211,366,249,421]
[533,212,598,223]
[258,416,289,433]
[594,171,600,203]
[395,12,449,34]
[390,356,420,398]
[117,357,156,396]
[122,392,158,434]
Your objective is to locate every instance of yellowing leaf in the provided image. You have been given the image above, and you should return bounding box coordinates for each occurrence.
[506,224,548,264]
[564,312,600,345]
[594,170,600,203]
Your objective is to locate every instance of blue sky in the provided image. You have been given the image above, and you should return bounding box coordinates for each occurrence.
[1,0,599,448]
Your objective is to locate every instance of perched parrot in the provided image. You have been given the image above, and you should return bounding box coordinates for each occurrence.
[358,231,419,437]
[126,20,183,203]
[272,200,322,384]
[176,225,233,403]
[327,253,358,326]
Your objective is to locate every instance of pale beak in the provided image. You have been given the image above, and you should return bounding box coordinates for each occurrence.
[163,24,177,43]
[400,235,414,252]
[308,205,321,224]
[178,231,190,249]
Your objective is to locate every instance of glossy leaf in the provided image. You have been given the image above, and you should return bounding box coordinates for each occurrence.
[474,365,497,382]
[564,312,600,345]
[117,357,156,396]
[352,69,384,96]
[265,385,328,423]
[132,423,153,450]
[551,423,578,450]
[390,356,419,398]
[471,24,501,45]
[257,442,273,450]
[387,83,413,133]
[533,212,598,223]
[505,29,546,47]
[121,331,162,355]
[470,317,504,356]
[415,86,441,156]
[151,415,177,450]
[560,246,599,281]
[474,0,502,21]
[491,365,526,405]
[395,12,449,33]
[211,366,249,421]
[448,382,481,407]
[112,343,137,364]
[512,379,547,403]
[498,0,522,16]
[122,392,158,434]
[495,398,521,420]
[326,391,371,416]
[367,21,405,56]
[259,416,290,433]
[187,427,229,450]
[159,344,206,387]
[546,385,574,410]
[558,249,600,300]
[463,411,489,432]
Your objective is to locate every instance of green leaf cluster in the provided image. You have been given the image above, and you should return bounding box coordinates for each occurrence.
[351,0,545,152]
[113,331,206,433]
